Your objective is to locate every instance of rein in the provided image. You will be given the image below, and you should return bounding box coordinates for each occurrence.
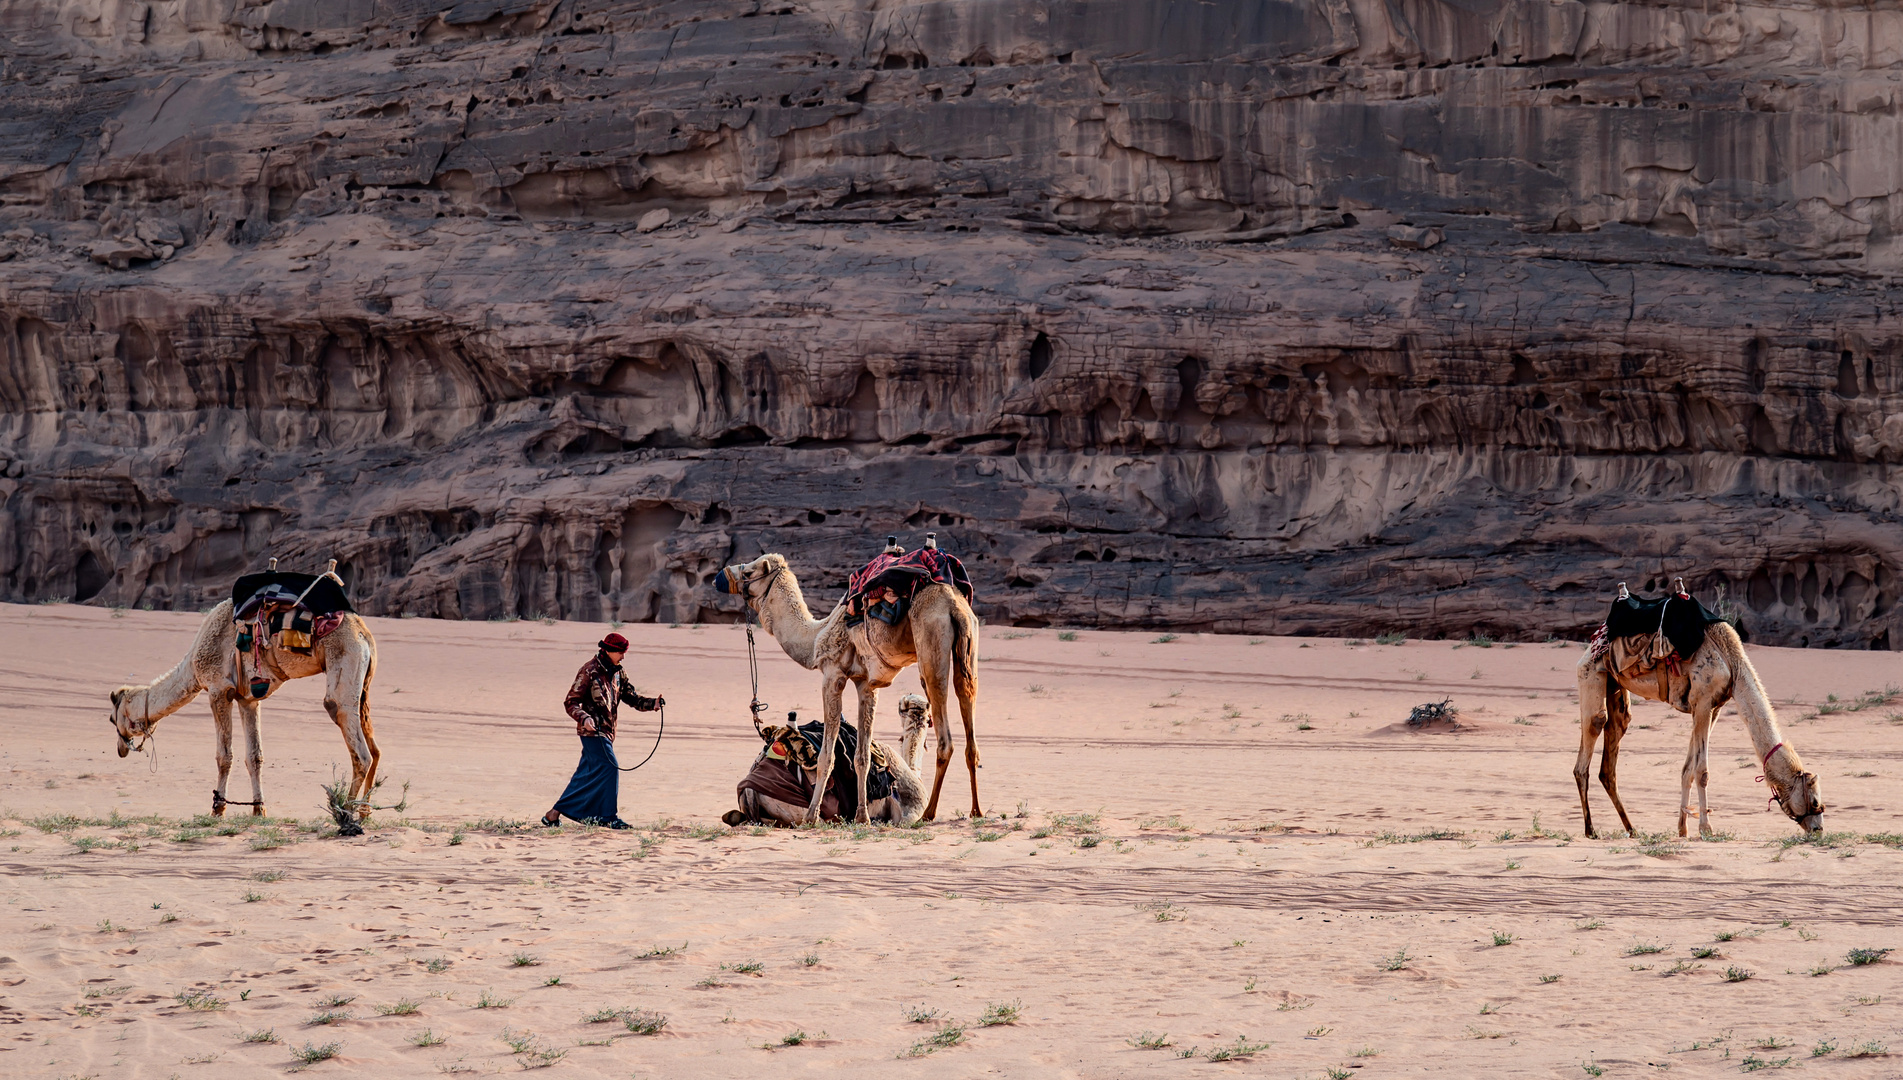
[614,704,666,773]
[1756,740,1786,810]
[741,566,788,736]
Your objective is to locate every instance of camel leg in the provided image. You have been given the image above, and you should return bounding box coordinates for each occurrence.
[1573,673,1606,839]
[805,672,848,826]
[210,690,235,817]
[1599,687,1637,838]
[1675,706,1714,838]
[235,696,267,817]
[323,653,376,817]
[852,681,880,826]
[919,665,957,823]
[1689,704,1716,838]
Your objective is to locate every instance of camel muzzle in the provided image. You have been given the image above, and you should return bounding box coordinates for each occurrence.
[715,567,736,594]
[1800,812,1824,835]
[116,734,130,758]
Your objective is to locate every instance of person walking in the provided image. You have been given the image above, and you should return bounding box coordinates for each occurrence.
[542,632,664,828]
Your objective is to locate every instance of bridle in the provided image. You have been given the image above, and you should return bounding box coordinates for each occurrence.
[729,564,790,735]
[110,688,159,773]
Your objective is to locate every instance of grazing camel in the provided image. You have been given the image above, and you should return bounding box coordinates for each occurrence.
[728,693,934,827]
[1575,620,1823,839]
[716,552,981,824]
[106,599,380,818]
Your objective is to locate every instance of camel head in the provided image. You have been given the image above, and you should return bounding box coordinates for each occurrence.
[897,693,929,769]
[1767,746,1825,834]
[714,553,790,609]
[107,686,155,757]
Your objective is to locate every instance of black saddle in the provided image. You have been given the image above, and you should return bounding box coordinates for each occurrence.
[230,571,353,619]
[1604,592,1725,660]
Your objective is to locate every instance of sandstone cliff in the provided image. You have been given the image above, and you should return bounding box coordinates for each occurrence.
[4,0,1903,646]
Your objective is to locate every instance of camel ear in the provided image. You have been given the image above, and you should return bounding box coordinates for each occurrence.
[110,688,124,707]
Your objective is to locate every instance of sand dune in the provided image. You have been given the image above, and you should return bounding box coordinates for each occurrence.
[3,602,1901,1077]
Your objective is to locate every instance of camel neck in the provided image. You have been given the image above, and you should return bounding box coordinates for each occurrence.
[1725,646,1798,776]
[142,653,205,720]
[757,570,826,670]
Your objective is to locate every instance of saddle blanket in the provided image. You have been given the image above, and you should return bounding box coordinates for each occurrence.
[844,547,972,625]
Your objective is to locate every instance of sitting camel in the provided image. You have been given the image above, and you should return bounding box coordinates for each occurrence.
[716,551,981,824]
[1576,618,1823,839]
[107,599,379,818]
[727,694,933,827]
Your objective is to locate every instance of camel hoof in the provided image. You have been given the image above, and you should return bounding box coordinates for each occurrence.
[252,805,267,818]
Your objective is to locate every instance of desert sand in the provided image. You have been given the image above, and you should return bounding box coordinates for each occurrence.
[2,601,1901,1078]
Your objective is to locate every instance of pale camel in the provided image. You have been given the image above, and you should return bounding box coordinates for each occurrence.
[728,693,934,827]
[1575,620,1824,839]
[106,599,380,818]
[716,553,981,824]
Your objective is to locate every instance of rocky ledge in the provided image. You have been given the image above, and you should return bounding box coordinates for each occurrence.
[3,0,1903,647]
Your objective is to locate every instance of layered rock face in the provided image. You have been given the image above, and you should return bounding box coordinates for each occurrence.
[4,0,1903,646]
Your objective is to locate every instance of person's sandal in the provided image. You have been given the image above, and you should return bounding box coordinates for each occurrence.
[541,811,561,827]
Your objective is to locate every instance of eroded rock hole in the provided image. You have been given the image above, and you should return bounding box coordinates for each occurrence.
[1027,332,1053,378]
[74,550,109,603]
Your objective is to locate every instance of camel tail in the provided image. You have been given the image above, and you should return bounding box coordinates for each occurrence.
[1709,621,1800,767]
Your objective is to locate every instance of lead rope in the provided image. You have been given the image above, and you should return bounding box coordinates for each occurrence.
[614,703,666,773]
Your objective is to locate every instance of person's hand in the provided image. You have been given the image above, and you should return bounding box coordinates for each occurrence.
[655,695,666,708]
[579,721,597,737]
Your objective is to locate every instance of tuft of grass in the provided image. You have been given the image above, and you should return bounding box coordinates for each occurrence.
[423,957,451,974]
[1466,633,1495,648]
[799,952,820,967]
[173,988,226,1011]
[307,1008,351,1026]
[636,942,685,960]
[1377,948,1411,971]
[1152,634,1179,644]
[319,994,355,1008]
[1129,1031,1173,1049]
[1634,832,1685,858]
[242,1028,279,1043]
[1691,945,1722,959]
[1376,631,1406,645]
[1738,1055,1793,1071]
[509,953,539,967]
[1845,1040,1889,1058]
[375,999,420,1016]
[1575,918,1606,931]
[1539,974,1562,984]
[904,1004,945,1024]
[1491,931,1514,946]
[778,1029,814,1046]
[1057,631,1078,641]
[978,1000,1021,1026]
[241,890,265,903]
[1812,1038,1837,1057]
[622,1009,667,1035]
[1625,941,1669,957]
[1846,947,1892,966]
[292,1041,342,1064]
[722,960,764,975]
[1724,966,1756,982]
[474,989,513,1009]
[1203,1036,1271,1062]
[904,1022,967,1057]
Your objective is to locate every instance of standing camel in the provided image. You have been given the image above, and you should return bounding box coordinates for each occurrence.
[715,552,981,824]
[1575,619,1823,839]
[106,599,380,818]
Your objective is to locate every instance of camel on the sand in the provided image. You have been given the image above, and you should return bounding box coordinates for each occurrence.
[727,693,934,827]
[716,552,981,824]
[107,599,380,818]
[1575,620,1823,839]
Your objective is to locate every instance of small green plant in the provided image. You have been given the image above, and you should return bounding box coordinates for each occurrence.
[1738,1054,1793,1071]
[1582,1060,1604,1077]
[1325,1067,1352,1080]
[904,1022,967,1056]
[1057,630,1078,641]
[1812,1038,1837,1057]
[423,957,451,973]
[474,988,513,1009]
[1625,940,1669,956]
[509,953,539,967]
[292,1041,342,1064]
[307,1008,350,1026]
[1376,631,1406,645]
[1377,948,1411,971]
[375,999,420,1016]
[1504,859,1521,870]
[1204,1037,1271,1062]
[1129,1031,1173,1049]
[1575,918,1606,931]
[408,1027,444,1047]
[1846,947,1892,966]
[799,952,820,967]
[1308,1025,1333,1037]
[1845,1040,1889,1058]
[1491,931,1514,946]
[778,1029,813,1046]
[582,1006,624,1024]
[1724,966,1756,982]
[1152,634,1179,644]
[240,889,265,903]
[979,1000,1021,1026]
[904,1004,944,1024]
[636,943,685,959]
[722,959,764,975]
[251,869,286,882]
[319,994,355,1008]
[1692,945,1721,959]
[1466,633,1495,648]
[242,1028,278,1043]
[622,1009,667,1035]
[1539,974,1562,984]
[173,988,226,1011]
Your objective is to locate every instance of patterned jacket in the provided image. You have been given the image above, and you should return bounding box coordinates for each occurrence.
[563,654,658,739]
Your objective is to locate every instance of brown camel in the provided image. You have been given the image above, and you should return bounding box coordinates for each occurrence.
[1575,619,1823,839]
[106,599,380,818]
[716,552,981,824]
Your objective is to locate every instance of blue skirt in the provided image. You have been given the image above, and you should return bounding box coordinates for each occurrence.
[553,736,622,825]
